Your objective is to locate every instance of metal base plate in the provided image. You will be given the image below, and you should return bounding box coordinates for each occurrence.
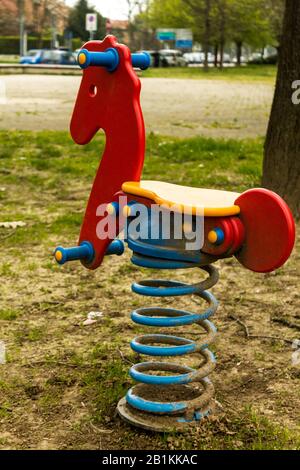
[117,397,214,433]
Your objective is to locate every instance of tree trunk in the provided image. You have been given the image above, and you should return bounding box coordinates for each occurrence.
[203,0,211,71]
[128,23,135,50]
[214,44,218,67]
[236,41,242,66]
[37,32,43,49]
[219,40,224,69]
[263,0,300,218]
[218,0,226,69]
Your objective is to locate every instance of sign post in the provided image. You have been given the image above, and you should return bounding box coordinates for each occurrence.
[156,29,176,42]
[19,0,25,56]
[86,13,98,40]
[175,29,193,49]
[156,28,193,50]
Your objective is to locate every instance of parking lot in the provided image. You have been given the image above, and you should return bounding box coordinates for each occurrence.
[0,74,274,139]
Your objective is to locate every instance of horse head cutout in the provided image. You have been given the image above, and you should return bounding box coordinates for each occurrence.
[69,35,149,269]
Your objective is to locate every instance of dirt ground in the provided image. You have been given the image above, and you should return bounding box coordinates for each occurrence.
[0,240,299,450]
[0,137,299,448]
[0,75,273,139]
[0,69,298,449]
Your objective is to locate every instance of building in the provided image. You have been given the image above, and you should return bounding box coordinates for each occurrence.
[0,0,70,36]
[0,0,19,35]
[106,19,130,45]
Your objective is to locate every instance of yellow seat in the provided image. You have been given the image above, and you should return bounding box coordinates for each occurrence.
[122,181,240,217]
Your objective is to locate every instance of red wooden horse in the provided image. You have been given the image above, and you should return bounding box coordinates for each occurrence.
[53,36,296,432]
[55,35,295,274]
[70,35,146,269]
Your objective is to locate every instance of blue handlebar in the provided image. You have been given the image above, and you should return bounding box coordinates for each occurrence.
[54,241,94,265]
[131,52,151,70]
[78,48,119,72]
[106,240,125,256]
[78,49,150,72]
[54,240,125,265]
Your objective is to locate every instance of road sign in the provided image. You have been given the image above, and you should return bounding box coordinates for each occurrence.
[156,29,176,41]
[175,29,193,48]
[86,13,97,32]
[176,29,193,40]
[156,28,193,46]
[176,40,193,49]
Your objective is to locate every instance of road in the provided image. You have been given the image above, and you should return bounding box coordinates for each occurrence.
[0,74,274,138]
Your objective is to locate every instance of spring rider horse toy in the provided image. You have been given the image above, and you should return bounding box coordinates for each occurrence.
[54,36,295,432]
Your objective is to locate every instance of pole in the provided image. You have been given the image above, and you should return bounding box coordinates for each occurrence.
[51,13,57,49]
[24,30,27,55]
[19,0,25,57]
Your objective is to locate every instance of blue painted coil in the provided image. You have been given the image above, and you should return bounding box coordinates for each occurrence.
[125,264,219,423]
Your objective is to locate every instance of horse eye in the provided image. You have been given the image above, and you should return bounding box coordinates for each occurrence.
[89,85,97,97]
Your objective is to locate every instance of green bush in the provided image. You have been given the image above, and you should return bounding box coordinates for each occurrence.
[72,38,84,50]
[0,36,52,54]
[0,36,85,54]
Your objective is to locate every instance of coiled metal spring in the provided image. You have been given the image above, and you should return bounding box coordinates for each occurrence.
[117,264,219,432]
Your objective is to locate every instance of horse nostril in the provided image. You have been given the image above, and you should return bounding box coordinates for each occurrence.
[89,85,97,97]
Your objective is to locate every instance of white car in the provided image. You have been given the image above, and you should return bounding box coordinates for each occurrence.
[183,52,204,65]
[159,49,186,67]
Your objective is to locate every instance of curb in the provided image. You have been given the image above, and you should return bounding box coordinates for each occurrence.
[0,64,82,76]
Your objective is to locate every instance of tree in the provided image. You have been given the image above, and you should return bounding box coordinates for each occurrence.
[126,0,149,49]
[227,0,272,65]
[133,1,158,50]
[32,0,61,48]
[0,1,19,35]
[263,0,300,218]
[68,0,105,41]
[149,0,212,67]
[185,0,212,70]
[148,0,191,30]
[215,0,227,68]
[209,0,230,68]
[264,0,285,48]
[147,0,280,65]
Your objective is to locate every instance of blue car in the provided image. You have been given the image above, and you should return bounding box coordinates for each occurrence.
[20,49,76,65]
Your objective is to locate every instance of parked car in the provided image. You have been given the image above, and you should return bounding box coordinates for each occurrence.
[20,49,76,65]
[183,52,204,65]
[185,51,215,65]
[248,53,278,65]
[207,52,215,64]
[232,55,246,64]
[73,48,81,59]
[135,50,161,68]
[159,49,186,67]
[220,53,231,64]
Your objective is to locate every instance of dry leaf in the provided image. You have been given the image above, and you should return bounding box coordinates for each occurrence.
[0,221,27,229]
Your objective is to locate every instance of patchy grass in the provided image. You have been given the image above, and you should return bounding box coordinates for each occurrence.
[0,59,19,64]
[145,132,262,191]
[142,65,276,83]
[0,130,299,450]
[0,309,19,321]
[0,63,276,83]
